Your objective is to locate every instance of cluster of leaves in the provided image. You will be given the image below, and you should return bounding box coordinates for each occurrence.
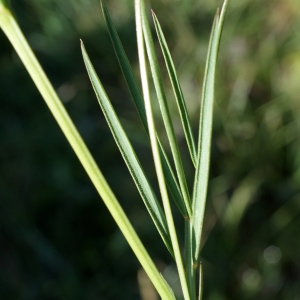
[1,0,300,299]
[0,0,227,298]
[80,0,227,298]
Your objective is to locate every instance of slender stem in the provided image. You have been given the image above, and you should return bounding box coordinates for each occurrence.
[100,0,187,218]
[135,1,190,299]
[0,5,175,300]
[185,219,196,299]
[140,1,192,219]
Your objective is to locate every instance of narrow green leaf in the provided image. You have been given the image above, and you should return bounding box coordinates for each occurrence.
[136,1,190,299]
[192,0,228,262]
[192,12,219,262]
[100,0,187,217]
[81,40,174,257]
[217,0,229,54]
[152,11,197,168]
[140,0,192,219]
[100,0,146,129]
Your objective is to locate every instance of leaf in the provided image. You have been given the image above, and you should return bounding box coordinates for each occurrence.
[100,0,187,217]
[140,0,192,218]
[100,0,146,129]
[152,11,197,168]
[192,0,228,262]
[81,40,174,257]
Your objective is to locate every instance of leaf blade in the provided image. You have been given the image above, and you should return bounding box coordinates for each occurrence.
[192,0,228,263]
[152,11,197,168]
[81,40,174,257]
[192,12,219,262]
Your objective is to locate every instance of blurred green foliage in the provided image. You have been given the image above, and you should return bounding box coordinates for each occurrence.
[1,0,300,299]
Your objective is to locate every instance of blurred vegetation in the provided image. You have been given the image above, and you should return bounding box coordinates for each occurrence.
[1,0,300,299]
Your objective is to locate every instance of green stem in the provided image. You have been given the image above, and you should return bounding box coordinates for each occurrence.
[0,4,174,300]
[140,1,192,219]
[185,219,196,299]
[136,1,190,299]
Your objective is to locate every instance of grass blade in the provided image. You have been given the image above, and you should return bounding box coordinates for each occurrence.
[140,0,192,219]
[81,41,174,257]
[100,0,187,217]
[136,0,190,299]
[100,0,146,128]
[152,11,197,168]
[192,0,228,262]
[192,12,219,262]
[217,0,229,54]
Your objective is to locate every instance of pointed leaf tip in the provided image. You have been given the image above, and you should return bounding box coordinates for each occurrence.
[192,3,227,262]
[152,11,197,167]
[100,0,105,10]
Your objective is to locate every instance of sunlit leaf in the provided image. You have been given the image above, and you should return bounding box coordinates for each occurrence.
[192,0,228,262]
[81,40,174,257]
[152,11,197,168]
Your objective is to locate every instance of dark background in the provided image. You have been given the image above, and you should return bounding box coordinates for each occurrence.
[1,0,300,299]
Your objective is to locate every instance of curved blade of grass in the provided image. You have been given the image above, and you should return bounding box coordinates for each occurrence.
[0,4,176,299]
[136,1,190,299]
[192,0,228,262]
[152,11,197,168]
[217,0,229,55]
[81,41,174,257]
[100,0,146,128]
[100,0,187,218]
[192,12,219,262]
[140,0,192,219]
